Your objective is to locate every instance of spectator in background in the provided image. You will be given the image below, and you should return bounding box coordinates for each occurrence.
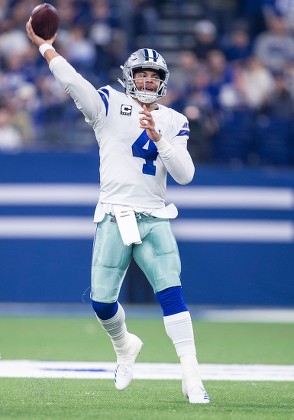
[5,83,37,146]
[64,25,96,76]
[239,56,274,109]
[206,49,234,109]
[183,101,217,163]
[169,50,199,92]
[218,64,249,110]
[7,0,37,30]
[53,0,86,58]
[262,0,294,33]
[254,13,294,72]
[1,52,32,92]
[88,0,126,84]
[53,0,85,61]
[0,103,24,151]
[260,71,294,119]
[0,0,9,21]
[182,64,217,162]
[222,22,253,62]
[34,74,69,147]
[284,58,294,98]
[128,0,159,50]
[204,0,238,36]
[237,0,266,37]
[185,64,213,109]
[253,67,294,166]
[0,17,30,59]
[55,0,80,30]
[191,20,219,60]
[166,50,199,110]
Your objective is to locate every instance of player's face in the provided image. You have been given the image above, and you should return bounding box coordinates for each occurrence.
[133,70,161,93]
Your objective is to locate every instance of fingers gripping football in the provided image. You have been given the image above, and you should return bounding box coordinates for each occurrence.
[26,20,57,47]
[26,3,59,47]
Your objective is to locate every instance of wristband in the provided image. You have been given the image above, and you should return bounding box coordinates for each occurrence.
[39,43,55,57]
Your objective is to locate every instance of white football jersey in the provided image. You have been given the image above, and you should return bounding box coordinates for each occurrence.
[50,56,195,214]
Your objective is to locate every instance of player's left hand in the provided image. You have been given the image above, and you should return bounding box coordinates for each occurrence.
[139,105,161,142]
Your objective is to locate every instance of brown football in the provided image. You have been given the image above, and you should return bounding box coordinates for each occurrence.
[30,3,59,40]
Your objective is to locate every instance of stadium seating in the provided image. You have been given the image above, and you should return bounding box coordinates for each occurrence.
[213,108,254,164]
[254,116,291,166]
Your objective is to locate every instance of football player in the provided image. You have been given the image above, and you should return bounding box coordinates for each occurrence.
[26,21,210,404]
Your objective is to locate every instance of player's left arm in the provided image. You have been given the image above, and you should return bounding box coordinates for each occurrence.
[156,130,195,185]
[139,106,195,185]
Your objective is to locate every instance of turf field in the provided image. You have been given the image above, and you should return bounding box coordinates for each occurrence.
[1,316,294,419]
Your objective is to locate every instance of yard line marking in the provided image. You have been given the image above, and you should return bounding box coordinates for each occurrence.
[0,361,293,381]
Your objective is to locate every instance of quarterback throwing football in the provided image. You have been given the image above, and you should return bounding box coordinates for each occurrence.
[26,19,210,404]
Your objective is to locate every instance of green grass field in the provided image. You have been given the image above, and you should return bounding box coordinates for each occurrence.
[1,317,294,419]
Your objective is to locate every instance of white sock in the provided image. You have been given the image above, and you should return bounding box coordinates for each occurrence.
[164,311,204,389]
[163,311,195,357]
[95,303,131,357]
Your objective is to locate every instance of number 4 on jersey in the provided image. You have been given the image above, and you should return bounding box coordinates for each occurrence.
[132,130,158,176]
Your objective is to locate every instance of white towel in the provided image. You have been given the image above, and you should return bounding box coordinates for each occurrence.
[113,205,142,246]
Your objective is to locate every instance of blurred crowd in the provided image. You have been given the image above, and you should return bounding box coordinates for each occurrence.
[1,0,294,167]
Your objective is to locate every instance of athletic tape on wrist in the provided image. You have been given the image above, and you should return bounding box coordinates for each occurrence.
[39,43,55,57]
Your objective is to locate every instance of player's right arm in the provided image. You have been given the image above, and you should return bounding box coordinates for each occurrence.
[25,20,104,125]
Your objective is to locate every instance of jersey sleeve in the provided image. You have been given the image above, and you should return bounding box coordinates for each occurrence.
[49,56,107,127]
[156,114,195,185]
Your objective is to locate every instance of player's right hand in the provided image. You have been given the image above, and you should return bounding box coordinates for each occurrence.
[26,20,57,47]
[139,105,161,142]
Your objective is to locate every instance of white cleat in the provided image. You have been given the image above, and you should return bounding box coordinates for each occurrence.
[114,334,143,390]
[182,381,210,404]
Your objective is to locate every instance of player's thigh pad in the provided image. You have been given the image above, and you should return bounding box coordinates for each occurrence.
[91,214,132,303]
[133,218,181,293]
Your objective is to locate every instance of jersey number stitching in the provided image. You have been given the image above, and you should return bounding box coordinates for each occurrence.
[132,130,158,176]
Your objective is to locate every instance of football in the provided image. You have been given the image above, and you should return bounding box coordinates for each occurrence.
[30,3,59,40]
